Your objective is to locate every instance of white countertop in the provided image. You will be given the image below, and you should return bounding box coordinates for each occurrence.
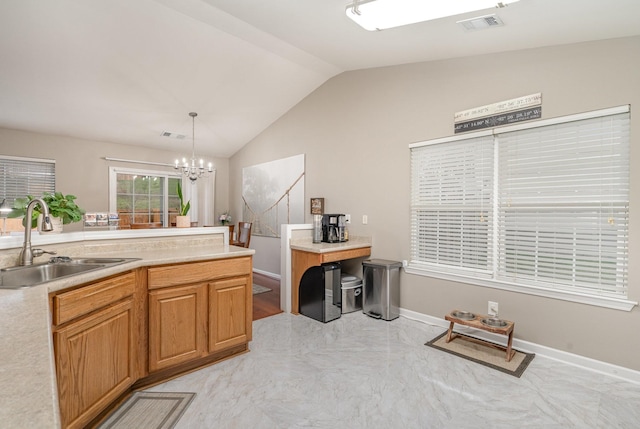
[0,242,253,428]
[289,236,372,254]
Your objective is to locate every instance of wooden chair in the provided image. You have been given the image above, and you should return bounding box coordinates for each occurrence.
[227,224,235,244]
[230,222,252,248]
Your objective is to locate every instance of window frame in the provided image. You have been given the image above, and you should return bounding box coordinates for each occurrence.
[408,106,635,311]
[108,167,184,228]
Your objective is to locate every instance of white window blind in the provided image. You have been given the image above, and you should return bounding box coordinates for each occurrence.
[0,155,55,205]
[411,134,494,277]
[497,113,629,296]
[409,107,630,306]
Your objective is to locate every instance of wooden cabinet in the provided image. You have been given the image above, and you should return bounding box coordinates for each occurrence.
[51,272,138,429]
[148,283,208,371]
[147,256,252,373]
[291,246,371,314]
[209,276,250,352]
[50,255,252,428]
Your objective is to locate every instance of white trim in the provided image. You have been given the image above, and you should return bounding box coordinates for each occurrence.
[253,268,281,281]
[0,154,55,164]
[280,223,313,313]
[0,226,229,250]
[108,166,182,227]
[409,128,493,148]
[400,308,640,385]
[405,265,637,311]
[497,104,629,134]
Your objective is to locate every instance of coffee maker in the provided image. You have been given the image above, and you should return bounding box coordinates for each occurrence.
[321,214,348,243]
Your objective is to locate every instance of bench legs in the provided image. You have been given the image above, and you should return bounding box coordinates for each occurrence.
[506,330,514,362]
[444,320,515,362]
[445,321,456,343]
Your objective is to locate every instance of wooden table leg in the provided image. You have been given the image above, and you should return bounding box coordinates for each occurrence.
[445,321,456,343]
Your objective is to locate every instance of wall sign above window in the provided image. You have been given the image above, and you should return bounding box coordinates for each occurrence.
[454,93,542,133]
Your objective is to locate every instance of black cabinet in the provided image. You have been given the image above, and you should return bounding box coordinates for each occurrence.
[299,263,341,323]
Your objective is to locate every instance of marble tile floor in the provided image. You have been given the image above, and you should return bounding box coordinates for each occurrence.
[147,312,640,428]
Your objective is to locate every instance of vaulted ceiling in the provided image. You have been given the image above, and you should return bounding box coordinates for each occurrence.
[1,0,639,157]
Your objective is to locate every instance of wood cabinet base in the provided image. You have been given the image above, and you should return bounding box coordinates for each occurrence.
[134,342,248,390]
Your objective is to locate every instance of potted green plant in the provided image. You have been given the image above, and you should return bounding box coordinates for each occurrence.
[175,182,191,228]
[9,192,85,233]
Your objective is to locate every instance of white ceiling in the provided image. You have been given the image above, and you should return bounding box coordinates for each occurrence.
[1,0,639,158]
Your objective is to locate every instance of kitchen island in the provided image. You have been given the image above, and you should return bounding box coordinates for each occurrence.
[0,227,253,428]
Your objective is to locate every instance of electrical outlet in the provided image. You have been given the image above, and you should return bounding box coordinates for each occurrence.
[345,214,351,224]
[488,301,499,317]
[362,215,368,225]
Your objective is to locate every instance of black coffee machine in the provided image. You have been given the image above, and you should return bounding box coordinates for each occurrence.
[321,214,347,243]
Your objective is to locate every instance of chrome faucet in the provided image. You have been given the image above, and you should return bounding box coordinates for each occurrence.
[19,198,54,266]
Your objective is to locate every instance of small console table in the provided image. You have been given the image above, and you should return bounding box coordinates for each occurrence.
[445,310,515,362]
[290,240,371,315]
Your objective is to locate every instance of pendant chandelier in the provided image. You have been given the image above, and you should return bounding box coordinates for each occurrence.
[174,112,213,182]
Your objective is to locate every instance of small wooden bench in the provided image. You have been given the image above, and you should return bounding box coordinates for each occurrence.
[445,310,515,362]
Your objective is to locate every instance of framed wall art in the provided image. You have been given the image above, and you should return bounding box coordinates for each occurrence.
[310,198,324,215]
[242,154,305,238]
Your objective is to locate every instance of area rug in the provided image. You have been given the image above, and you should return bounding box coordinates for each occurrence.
[253,284,271,295]
[425,332,535,378]
[98,392,195,429]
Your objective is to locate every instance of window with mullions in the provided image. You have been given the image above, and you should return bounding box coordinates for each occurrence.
[109,167,181,228]
[409,106,631,310]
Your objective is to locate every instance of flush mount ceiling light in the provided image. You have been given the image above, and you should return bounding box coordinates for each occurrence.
[346,0,520,31]
[174,112,213,183]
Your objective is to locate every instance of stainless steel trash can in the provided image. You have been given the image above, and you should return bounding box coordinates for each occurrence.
[362,259,402,321]
[340,274,362,314]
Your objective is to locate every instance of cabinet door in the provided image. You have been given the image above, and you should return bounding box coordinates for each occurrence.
[148,283,208,372]
[54,299,137,429]
[209,276,250,353]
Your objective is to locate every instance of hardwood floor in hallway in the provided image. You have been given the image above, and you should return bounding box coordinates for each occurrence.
[252,272,282,321]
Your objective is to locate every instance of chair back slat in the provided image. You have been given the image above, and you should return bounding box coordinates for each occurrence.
[232,222,252,247]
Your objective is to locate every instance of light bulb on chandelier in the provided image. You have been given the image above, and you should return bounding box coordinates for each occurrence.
[174,112,213,182]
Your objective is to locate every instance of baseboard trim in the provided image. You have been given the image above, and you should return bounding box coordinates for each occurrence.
[253,268,281,281]
[400,308,640,385]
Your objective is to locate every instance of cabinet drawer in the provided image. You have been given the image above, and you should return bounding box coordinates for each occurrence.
[52,272,136,325]
[321,247,371,263]
[148,257,251,289]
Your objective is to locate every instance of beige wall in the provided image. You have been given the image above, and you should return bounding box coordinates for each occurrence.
[0,128,230,230]
[1,36,638,371]
[230,36,640,370]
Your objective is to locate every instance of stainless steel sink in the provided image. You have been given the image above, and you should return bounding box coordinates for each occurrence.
[0,257,140,289]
